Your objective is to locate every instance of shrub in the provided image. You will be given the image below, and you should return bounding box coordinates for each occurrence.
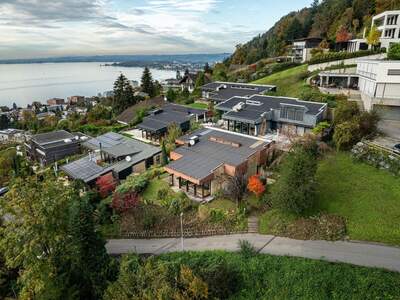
[142,211,157,230]
[309,49,384,65]
[239,240,257,258]
[157,188,169,201]
[388,43,400,60]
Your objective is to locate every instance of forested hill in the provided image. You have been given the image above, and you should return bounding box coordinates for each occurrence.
[227,0,400,65]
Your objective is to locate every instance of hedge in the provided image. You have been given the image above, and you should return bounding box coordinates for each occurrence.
[309,49,385,65]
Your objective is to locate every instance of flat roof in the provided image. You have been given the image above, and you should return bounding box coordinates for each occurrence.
[166,128,269,182]
[201,81,276,102]
[32,130,75,146]
[216,95,327,123]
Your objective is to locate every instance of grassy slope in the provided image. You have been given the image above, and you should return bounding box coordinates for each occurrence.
[159,251,400,299]
[185,102,209,110]
[252,64,309,98]
[315,153,400,245]
[142,177,171,203]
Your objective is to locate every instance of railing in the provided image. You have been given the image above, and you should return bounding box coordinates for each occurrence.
[121,228,248,239]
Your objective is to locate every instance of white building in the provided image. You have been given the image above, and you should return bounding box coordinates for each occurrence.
[357,59,400,120]
[291,38,323,63]
[372,10,400,49]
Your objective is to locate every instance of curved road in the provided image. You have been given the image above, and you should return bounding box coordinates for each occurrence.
[106,234,400,273]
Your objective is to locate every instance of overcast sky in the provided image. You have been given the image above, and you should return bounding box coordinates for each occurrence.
[0,0,311,59]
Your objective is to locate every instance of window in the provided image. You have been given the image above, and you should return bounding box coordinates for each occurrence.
[388,69,400,76]
[280,106,304,122]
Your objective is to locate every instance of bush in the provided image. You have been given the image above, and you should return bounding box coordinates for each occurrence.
[309,49,384,65]
[388,43,400,60]
[239,240,257,258]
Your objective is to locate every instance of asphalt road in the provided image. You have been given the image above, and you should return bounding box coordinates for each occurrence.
[106,234,400,273]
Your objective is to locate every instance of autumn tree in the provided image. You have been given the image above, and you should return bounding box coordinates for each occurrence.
[336,25,351,43]
[247,174,266,197]
[96,172,117,198]
[367,25,381,48]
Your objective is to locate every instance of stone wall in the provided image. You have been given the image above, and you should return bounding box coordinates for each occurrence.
[351,142,400,176]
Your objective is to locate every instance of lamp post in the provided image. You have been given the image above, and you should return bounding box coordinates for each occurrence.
[180,212,184,251]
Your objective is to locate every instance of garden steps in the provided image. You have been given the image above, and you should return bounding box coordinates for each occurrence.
[247,216,259,233]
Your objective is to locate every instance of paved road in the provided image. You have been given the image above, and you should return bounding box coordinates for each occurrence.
[106,234,400,273]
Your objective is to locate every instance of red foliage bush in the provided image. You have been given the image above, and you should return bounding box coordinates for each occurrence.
[247,174,266,197]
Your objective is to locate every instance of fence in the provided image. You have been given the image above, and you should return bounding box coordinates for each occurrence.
[121,228,248,239]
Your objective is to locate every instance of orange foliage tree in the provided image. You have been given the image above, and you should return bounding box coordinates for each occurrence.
[247,174,266,197]
[336,26,351,43]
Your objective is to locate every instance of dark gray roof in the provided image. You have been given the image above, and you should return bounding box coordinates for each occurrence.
[83,132,161,160]
[201,81,276,102]
[32,130,74,146]
[216,95,327,124]
[61,156,112,183]
[167,128,269,181]
[137,107,191,133]
[163,103,207,116]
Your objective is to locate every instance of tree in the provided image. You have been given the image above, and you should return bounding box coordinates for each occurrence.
[141,67,155,97]
[319,39,330,49]
[195,71,206,89]
[204,62,211,74]
[165,123,182,153]
[68,196,114,299]
[333,120,360,150]
[225,174,247,206]
[166,88,177,102]
[0,176,75,298]
[271,143,318,215]
[388,42,400,59]
[0,115,9,130]
[367,25,381,48]
[336,25,351,43]
[247,174,266,197]
[334,101,360,125]
[161,140,169,166]
[96,172,117,198]
[113,73,137,114]
[104,255,208,300]
[87,104,112,123]
[284,18,304,41]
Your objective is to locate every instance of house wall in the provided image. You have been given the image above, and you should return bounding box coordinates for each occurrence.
[132,161,146,173]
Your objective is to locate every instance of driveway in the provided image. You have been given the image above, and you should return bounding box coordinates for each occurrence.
[106,234,400,273]
[378,120,400,141]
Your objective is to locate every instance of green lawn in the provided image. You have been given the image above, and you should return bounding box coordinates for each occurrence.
[208,198,237,212]
[315,152,400,245]
[252,64,309,98]
[157,251,400,299]
[185,102,209,110]
[142,177,172,203]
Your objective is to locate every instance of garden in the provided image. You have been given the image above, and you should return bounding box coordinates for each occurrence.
[97,168,248,239]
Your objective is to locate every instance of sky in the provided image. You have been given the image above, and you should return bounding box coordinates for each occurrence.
[0,0,312,59]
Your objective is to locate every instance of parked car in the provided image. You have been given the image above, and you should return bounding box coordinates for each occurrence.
[393,144,400,154]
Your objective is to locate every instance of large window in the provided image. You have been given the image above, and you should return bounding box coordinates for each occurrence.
[280,106,304,122]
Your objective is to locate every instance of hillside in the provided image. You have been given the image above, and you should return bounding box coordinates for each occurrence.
[227,0,400,66]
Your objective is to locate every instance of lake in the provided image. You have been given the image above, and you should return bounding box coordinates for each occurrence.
[0,62,176,107]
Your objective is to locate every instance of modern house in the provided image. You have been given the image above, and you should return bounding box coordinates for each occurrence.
[164,128,271,200]
[136,103,208,143]
[200,82,276,103]
[372,10,400,49]
[291,37,323,63]
[215,95,328,136]
[25,130,86,165]
[0,129,25,143]
[357,59,400,120]
[61,132,161,183]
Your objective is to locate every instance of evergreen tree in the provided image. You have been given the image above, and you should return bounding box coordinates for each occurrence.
[0,115,9,130]
[161,140,169,166]
[113,73,128,114]
[141,67,155,97]
[68,196,114,299]
[204,63,211,74]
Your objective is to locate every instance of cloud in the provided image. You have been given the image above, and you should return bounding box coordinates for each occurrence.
[0,0,263,59]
